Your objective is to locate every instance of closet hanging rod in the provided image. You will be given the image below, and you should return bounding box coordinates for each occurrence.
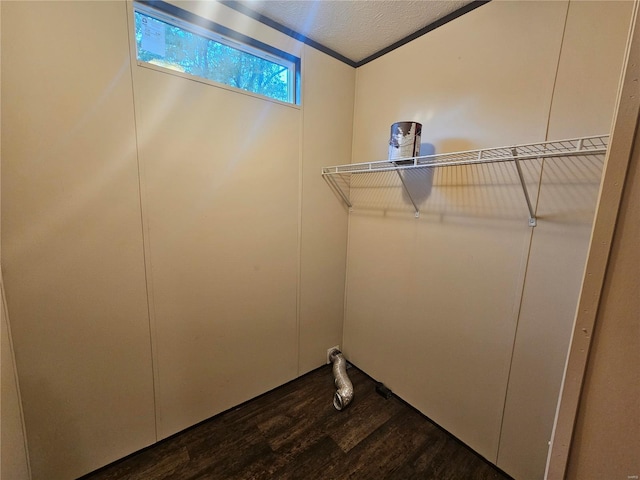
[321,134,608,175]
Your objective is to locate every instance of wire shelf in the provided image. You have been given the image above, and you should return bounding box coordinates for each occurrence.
[322,134,609,226]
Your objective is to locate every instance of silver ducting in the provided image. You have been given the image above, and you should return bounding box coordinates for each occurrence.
[329,349,353,410]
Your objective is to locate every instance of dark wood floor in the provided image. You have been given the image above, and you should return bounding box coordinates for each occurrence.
[81,365,513,480]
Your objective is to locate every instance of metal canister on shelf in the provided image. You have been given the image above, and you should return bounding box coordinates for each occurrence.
[389,121,422,163]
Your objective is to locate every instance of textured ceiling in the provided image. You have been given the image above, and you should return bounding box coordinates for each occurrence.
[230,0,475,64]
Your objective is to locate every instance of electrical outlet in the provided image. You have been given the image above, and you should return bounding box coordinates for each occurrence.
[326,345,340,364]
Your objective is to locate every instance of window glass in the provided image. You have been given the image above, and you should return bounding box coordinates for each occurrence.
[134,5,298,104]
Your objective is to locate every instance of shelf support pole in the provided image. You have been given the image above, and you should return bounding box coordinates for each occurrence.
[512,148,537,227]
[324,174,353,209]
[394,167,420,217]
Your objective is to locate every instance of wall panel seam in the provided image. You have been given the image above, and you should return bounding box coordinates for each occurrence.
[124,0,159,442]
[1,271,33,479]
[496,0,570,465]
[296,50,305,377]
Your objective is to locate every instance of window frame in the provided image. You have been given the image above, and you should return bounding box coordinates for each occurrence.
[133,1,301,105]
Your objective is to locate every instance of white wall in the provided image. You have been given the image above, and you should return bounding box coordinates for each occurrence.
[497,3,633,478]
[298,46,353,374]
[345,2,632,479]
[2,3,156,478]
[132,46,302,440]
[1,0,353,477]
[0,7,31,477]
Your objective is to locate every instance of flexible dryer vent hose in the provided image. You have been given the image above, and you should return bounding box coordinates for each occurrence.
[330,349,353,410]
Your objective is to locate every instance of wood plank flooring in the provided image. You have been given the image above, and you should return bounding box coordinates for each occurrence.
[81,365,513,480]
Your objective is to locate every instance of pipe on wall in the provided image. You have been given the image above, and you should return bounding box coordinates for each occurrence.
[330,349,353,410]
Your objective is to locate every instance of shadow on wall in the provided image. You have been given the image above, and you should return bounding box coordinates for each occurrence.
[399,142,436,206]
[536,155,605,225]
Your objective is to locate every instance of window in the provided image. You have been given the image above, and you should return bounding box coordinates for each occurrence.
[133,2,300,104]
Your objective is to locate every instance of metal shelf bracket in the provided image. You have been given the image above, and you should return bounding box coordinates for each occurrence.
[512,147,537,227]
[324,173,352,209]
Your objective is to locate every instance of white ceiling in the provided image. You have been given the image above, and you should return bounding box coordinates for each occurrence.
[229,0,476,64]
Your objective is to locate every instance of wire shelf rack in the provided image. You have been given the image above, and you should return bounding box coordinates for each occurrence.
[322,134,609,226]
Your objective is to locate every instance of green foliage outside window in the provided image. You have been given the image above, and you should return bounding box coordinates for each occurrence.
[135,11,292,103]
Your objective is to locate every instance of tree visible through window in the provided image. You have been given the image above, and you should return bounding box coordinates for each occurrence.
[134,5,297,104]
